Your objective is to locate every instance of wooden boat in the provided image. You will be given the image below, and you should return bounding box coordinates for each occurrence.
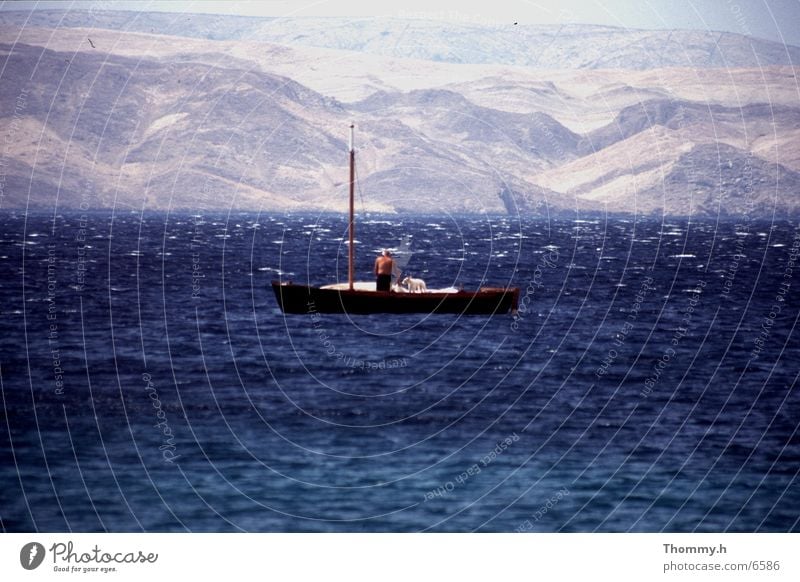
[271,125,519,315]
[272,281,520,315]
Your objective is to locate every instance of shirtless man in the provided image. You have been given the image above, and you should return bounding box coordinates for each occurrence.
[374,250,398,292]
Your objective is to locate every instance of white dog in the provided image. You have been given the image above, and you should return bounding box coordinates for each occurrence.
[402,276,428,293]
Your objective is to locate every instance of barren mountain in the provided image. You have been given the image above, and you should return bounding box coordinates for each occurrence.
[0,14,798,217]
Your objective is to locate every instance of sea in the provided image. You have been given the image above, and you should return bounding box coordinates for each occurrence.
[1,210,798,532]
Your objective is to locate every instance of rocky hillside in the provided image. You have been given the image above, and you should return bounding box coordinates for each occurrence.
[0,14,798,217]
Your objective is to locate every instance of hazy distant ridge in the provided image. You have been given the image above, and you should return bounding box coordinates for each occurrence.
[1,11,799,69]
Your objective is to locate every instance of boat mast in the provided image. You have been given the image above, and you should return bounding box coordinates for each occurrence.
[348,123,355,291]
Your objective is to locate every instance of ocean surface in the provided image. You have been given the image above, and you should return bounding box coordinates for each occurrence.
[1,210,798,532]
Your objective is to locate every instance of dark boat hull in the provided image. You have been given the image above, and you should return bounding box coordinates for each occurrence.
[271,281,520,315]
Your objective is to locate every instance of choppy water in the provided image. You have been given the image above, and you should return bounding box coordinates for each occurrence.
[1,211,798,532]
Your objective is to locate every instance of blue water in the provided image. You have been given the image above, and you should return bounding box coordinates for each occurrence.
[1,211,798,532]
